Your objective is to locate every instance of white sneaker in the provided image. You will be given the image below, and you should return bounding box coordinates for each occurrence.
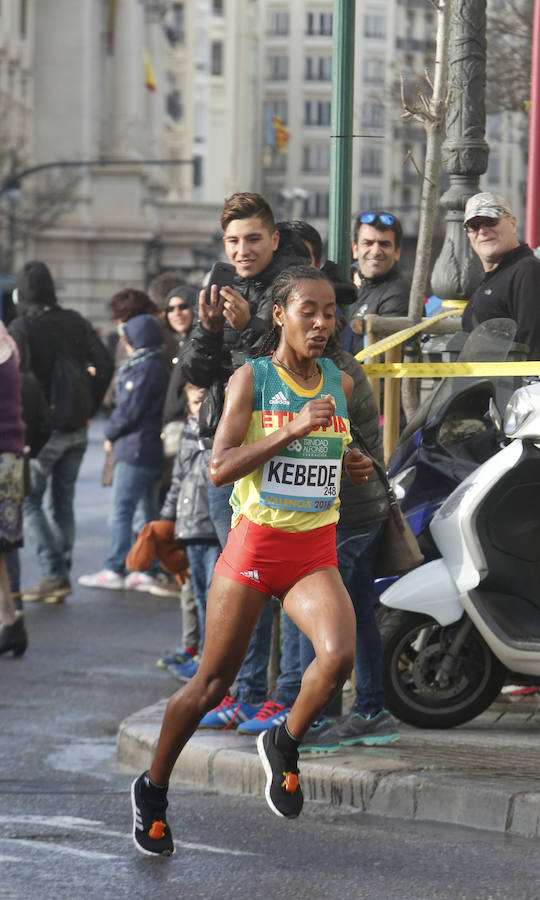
[125,571,160,593]
[78,569,125,590]
[148,573,181,598]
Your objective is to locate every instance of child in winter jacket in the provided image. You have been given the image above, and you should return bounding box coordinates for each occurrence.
[78,314,169,590]
[159,383,220,679]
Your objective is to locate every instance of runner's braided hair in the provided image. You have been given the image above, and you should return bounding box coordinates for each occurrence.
[255,265,335,357]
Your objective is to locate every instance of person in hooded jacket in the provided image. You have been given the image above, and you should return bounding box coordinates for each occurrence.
[8,260,113,604]
[78,314,169,590]
[158,383,220,677]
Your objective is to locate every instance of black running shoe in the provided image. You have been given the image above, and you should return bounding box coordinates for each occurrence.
[131,772,174,857]
[257,725,303,818]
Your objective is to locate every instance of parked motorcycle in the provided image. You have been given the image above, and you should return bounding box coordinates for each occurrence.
[379,375,540,729]
[375,318,519,599]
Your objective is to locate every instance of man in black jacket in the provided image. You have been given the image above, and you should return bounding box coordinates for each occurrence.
[461,192,540,360]
[347,211,409,354]
[9,260,113,603]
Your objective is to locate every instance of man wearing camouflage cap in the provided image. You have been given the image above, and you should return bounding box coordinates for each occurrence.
[461,191,540,359]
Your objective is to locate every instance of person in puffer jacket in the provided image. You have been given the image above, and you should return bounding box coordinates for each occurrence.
[159,384,220,677]
[78,314,169,590]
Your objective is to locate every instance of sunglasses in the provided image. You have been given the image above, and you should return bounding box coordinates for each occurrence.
[360,212,396,227]
[464,217,502,234]
[167,303,190,312]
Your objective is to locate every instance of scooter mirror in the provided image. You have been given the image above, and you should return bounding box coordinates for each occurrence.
[488,396,503,432]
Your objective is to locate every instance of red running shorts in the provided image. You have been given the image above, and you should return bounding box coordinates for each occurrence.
[214,515,338,599]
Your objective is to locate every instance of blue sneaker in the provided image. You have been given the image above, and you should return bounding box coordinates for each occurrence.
[168,655,200,681]
[157,647,198,669]
[198,695,263,730]
[237,700,291,735]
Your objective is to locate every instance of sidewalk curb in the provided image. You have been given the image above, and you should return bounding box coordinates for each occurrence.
[117,700,540,839]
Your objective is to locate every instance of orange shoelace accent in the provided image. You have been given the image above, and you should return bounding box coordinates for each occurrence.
[282,771,298,793]
[148,820,167,840]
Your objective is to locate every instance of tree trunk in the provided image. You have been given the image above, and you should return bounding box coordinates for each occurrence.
[402,0,453,421]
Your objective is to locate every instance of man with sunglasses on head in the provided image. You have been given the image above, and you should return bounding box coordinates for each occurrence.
[462,192,540,360]
[348,211,409,351]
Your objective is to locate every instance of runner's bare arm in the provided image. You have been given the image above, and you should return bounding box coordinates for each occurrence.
[209,364,336,487]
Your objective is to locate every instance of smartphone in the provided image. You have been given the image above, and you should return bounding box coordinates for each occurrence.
[208,261,236,291]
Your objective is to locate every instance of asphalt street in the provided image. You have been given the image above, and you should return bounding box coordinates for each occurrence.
[2,418,540,899]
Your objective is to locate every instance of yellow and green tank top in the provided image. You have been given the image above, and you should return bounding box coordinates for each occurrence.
[230,356,351,532]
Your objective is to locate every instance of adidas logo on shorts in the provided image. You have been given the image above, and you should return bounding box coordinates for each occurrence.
[270,391,289,406]
[240,569,260,582]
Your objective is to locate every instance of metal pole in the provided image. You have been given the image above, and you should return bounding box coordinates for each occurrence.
[328,0,356,280]
[526,0,540,249]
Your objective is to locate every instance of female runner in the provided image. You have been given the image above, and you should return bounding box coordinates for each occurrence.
[131,264,374,856]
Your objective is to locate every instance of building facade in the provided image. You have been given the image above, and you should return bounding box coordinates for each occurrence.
[0,0,529,328]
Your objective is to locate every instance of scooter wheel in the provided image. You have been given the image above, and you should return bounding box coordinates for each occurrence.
[380,610,506,728]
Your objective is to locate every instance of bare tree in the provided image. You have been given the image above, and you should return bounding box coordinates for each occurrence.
[399,0,453,419]
[0,98,80,273]
[486,0,533,116]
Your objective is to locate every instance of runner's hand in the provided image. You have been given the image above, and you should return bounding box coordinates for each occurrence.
[291,396,335,437]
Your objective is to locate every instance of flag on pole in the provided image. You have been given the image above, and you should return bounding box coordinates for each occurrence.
[272,116,290,153]
[143,49,157,92]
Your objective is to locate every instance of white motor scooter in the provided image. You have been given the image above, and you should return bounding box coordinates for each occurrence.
[379,380,540,728]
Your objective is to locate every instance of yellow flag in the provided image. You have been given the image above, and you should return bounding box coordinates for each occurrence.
[272,115,290,153]
[143,49,156,92]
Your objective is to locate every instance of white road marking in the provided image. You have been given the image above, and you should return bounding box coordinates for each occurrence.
[2,839,117,860]
[0,815,260,858]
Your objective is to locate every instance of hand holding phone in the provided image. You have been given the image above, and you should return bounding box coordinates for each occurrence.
[208,261,236,291]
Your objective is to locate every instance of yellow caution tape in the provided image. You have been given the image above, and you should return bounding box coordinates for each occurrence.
[442,300,467,309]
[355,308,461,363]
[363,362,540,379]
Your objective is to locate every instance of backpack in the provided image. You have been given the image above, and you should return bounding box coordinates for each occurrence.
[49,352,94,431]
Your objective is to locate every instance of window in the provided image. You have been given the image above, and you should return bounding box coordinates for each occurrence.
[268,55,288,81]
[364,14,385,39]
[488,114,502,141]
[306,11,333,36]
[166,89,183,121]
[305,56,332,81]
[363,58,384,84]
[361,147,383,175]
[362,102,384,130]
[487,154,500,183]
[303,144,331,173]
[211,41,223,76]
[20,0,28,37]
[359,192,382,211]
[264,99,289,126]
[304,100,331,126]
[267,10,289,36]
[212,0,223,14]
[304,192,329,219]
[165,3,185,46]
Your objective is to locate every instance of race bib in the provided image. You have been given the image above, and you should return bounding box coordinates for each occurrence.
[259,436,343,513]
